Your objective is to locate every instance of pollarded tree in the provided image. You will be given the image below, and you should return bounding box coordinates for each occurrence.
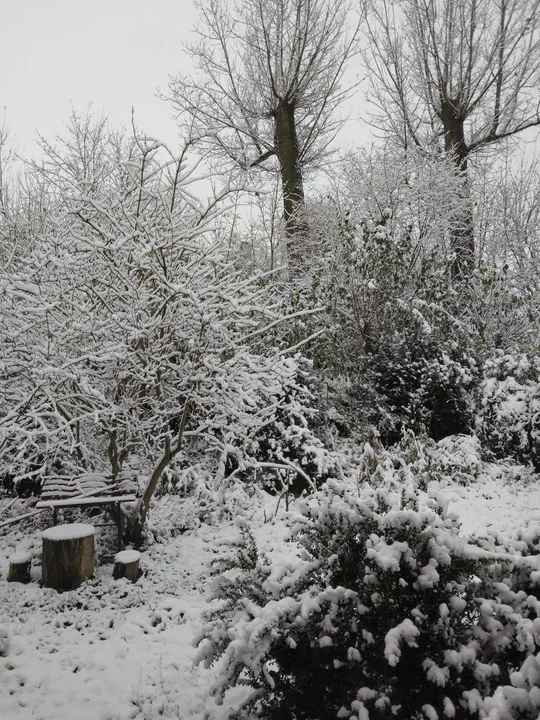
[364,0,540,277]
[169,0,361,275]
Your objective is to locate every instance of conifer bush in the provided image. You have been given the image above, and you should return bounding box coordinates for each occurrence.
[365,298,478,444]
[245,357,342,493]
[476,353,540,470]
[194,481,540,720]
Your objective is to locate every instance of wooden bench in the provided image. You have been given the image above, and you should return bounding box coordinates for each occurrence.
[36,473,137,551]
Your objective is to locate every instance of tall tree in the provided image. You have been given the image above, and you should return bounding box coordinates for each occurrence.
[364,0,540,277]
[169,0,361,276]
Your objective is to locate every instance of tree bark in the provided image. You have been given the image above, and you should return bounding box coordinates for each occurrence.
[113,549,140,582]
[126,399,190,546]
[274,101,308,277]
[8,552,32,583]
[41,523,95,591]
[441,102,475,278]
[127,441,171,546]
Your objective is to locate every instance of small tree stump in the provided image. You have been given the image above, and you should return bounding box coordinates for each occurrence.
[41,523,95,591]
[113,549,140,582]
[8,552,32,583]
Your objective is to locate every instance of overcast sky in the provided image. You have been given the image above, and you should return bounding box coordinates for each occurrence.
[1,0,203,156]
[1,0,372,164]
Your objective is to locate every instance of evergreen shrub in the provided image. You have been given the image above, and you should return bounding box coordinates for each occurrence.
[476,352,540,470]
[195,481,540,720]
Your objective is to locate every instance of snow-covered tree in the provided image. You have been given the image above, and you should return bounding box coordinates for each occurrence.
[0,115,324,542]
[169,0,361,275]
[364,0,540,277]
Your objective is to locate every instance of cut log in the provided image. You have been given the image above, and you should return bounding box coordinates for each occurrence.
[113,549,140,582]
[41,523,95,591]
[8,552,32,583]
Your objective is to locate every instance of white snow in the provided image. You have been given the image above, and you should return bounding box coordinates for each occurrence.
[0,518,223,720]
[1,444,540,719]
[384,618,420,666]
[115,550,141,564]
[41,523,96,541]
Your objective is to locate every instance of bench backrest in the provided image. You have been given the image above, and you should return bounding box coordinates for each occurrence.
[40,473,137,501]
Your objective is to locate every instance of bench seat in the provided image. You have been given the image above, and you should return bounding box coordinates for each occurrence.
[36,494,137,510]
[38,473,138,550]
[40,472,137,501]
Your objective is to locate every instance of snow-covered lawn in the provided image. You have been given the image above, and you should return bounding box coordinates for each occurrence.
[435,467,540,538]
[1,454,539,720]
[0,517,226,720]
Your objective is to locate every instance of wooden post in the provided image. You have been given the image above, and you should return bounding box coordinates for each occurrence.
[41,523,95,591]
[113,549,140,582]
[115,501,122,551]
[8,552,32,583]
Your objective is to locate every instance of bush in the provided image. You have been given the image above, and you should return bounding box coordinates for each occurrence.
[194,481,540,720]
[365,298,478,444]
[294,203,479,445]
[233,356,343,494]
[476,352,540,470]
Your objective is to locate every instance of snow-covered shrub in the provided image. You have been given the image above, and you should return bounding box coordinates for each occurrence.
[476,352,540,470]
[145,478,262,541]
[366,297,478,444]
[464,263,540,355]
[295,186,479,445]
[244,357,343,493]
[468,523,540,719]
[426,434,483,485]
[194,481,540,720]
[481,651,540,720]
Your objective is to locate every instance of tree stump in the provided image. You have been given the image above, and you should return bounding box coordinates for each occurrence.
[113,549,140,582]
[41,523,96,591]
[7,552,32,583]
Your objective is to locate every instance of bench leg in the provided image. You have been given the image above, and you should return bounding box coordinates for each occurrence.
[116,502,122,551]
[53,508,58,526]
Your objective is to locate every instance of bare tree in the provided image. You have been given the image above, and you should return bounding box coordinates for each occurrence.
[475,147,540,272]
[169,0,361,275]
[0,113,326,544]
[364,0,540,277]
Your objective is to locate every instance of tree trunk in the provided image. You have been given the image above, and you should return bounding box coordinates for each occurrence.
[274,101,308,277]
[127,443,171,546]
[441,103,475,278]
[126,402,190,546]
[41,523,95,591]
[8,552,32,583]
[113,549,140,582]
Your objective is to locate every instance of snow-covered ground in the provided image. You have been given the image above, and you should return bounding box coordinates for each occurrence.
[0,524,214,720]
[1,448,539,720]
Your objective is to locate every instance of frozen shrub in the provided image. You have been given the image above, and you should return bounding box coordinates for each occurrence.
[366,298,478,444]
[481,651,540,720]
[425,434,483,485]
[476,352,540,470]
[239,357,343,494]
[469,523,540,720]
[194,481,540,720]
